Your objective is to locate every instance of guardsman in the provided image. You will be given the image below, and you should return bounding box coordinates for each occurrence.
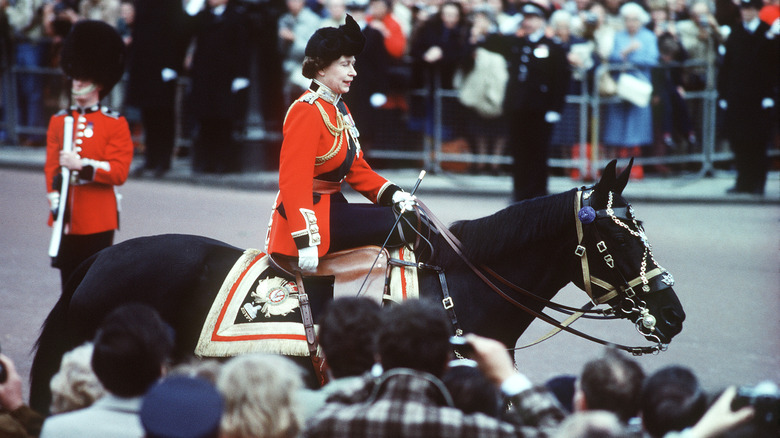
[264,15,415,272]
[481,2,570,202]
[44,20,133,287]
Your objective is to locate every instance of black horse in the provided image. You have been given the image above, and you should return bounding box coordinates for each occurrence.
[30,160,685,412]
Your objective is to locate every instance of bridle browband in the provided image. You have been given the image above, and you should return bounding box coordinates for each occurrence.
[405,188,673,356]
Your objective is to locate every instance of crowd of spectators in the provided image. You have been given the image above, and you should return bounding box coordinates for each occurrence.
[0,0,777,179]
[1,298,777,437]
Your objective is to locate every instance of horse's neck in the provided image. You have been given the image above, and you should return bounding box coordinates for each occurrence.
[422,191,581,346]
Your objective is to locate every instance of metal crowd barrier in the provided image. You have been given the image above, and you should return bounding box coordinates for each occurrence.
[2,56,776,176]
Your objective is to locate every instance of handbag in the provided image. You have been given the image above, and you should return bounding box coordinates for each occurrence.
[456,48,509,118]
[598,70,617,96]
[616,72,653,107]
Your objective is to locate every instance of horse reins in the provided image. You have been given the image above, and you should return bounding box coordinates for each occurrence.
[412,190,669,356]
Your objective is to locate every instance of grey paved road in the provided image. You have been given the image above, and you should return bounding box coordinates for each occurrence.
[1,168,778,402]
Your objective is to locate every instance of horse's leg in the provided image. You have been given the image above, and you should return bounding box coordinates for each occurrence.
[29,253,99,414]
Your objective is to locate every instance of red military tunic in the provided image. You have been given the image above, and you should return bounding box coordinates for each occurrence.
[44,105,134,235]
[265,83,398,257]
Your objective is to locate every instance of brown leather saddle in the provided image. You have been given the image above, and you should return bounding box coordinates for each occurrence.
[267,245,389,305]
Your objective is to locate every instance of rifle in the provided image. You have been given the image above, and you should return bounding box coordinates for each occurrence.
[48,114,75,260]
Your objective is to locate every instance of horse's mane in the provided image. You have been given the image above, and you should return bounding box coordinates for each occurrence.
[439,189,578,266]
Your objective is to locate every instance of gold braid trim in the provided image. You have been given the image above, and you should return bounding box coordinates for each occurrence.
[283,96,346,166]
[313,101,345,165]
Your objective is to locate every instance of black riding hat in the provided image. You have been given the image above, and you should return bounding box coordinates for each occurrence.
[60,20,126,100]
[304,14,366,64]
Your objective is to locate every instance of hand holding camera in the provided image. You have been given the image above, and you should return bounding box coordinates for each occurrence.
[0,351,25,412]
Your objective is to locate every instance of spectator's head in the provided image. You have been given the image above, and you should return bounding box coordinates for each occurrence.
[368,0,391,19]
[377,300,452,377]
[326,0,348,21]
[217,354,304,438]
[141,376,223,438]
[619,2,650,33]
[442,363,502,417]
[208,0,229,7]
[49,342,105,414]
[550,9,574,39]
[521,2,549,34]
[688,0,713,22]
[554,410,627,438]
[167,358,223,384]
[574,348,645,422]
[318,297,382,379]
[545,374,577,413]
[91,303,174,398]
[738,0,762,22]
[286,0,305,15]
[439,1,464,29]
[641,365,708,437]
[470,5,498,37]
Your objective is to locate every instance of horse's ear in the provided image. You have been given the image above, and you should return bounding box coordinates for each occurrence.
[615,158,633,194]
[598,159,618,191]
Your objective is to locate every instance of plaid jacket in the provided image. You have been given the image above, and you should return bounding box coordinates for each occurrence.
[302,369,566,438]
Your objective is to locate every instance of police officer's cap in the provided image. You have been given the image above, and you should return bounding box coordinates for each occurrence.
[520,2,550,19]
[738,0,762,9]
[60,20,125,100]
[141,376,223,438]
[305,14,366,64]
[346,0,369,11]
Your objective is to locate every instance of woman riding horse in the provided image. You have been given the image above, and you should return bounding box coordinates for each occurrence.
[265,15,416,273]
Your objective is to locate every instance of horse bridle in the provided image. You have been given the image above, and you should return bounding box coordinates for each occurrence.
[407,188,673,356]
[573,187,675,343]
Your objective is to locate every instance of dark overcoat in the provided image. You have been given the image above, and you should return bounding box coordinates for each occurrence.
[125,0,189,109]
[187,3,251,120]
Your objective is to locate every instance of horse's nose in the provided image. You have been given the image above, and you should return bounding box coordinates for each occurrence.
[660,306,685,339]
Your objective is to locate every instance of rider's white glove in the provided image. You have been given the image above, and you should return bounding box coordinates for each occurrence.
[761,98,774,109]
[392,190,417,212]
[297,245,319,272]
[718,99,727,110]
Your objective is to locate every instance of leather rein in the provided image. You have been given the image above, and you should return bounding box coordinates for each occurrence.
[408,189,671,356]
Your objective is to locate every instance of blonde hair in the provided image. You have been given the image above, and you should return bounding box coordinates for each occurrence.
[49,343,105,414]
[217,354,304,438]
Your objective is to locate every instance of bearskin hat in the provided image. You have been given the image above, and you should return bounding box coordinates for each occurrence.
[304,14,366,64]
[60,20,126,99]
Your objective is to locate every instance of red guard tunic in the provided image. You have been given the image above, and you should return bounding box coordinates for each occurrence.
[44,105,134,235]
[265,83,398,257]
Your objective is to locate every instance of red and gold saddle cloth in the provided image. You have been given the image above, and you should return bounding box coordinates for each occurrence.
[195,246,418,358]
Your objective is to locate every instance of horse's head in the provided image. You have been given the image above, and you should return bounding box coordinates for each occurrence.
[573,159,685,348]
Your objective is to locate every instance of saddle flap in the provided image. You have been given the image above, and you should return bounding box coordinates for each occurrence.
[269,246,389,304]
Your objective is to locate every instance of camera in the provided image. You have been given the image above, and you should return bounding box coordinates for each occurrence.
[0,343,7,384]
[731,381,780,429]
[449,336,474,355]
[698,16,710,27]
